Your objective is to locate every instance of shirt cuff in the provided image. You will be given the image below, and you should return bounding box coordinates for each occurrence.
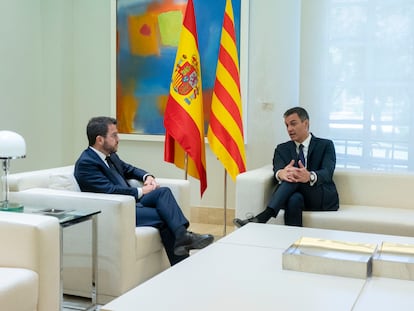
[143,174,155,181]
[137,187,143,199]
[275,170,282,184]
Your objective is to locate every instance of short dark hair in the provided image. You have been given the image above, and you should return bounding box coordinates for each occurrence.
[284,107,309,122]
[86,116,117,146]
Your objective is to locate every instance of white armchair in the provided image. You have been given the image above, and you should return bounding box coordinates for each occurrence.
[0,211,60,311]
[7,165,190,304]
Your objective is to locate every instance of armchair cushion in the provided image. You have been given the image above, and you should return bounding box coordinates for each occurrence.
[8,165,75,192]
[0,268,38,311]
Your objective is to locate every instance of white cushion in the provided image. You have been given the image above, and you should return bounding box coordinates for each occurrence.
[49,173,80,192]
[7,165,74,191]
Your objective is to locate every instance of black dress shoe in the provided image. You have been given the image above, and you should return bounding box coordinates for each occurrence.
[233,216,259,228]
[174,232,214,256]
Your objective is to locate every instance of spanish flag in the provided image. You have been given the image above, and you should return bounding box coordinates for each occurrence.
[164,0,207,196]
[207,0,246,180]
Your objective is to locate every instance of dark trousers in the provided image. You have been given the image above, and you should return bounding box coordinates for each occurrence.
[135,187,189,265]
[267,182,324,226]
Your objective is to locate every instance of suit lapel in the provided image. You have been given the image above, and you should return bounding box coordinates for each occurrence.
[307,134,317,161]
[289,141,297,161]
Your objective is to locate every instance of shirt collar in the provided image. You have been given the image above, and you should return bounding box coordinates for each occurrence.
[295,134,311,149]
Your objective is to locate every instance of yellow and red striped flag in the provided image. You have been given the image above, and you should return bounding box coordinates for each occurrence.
[207,0,246,180]
[164,0,207,196]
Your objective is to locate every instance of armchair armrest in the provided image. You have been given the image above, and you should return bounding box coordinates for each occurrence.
[157,178,190,218]
[235,165,277,219]
[127,178,190,219]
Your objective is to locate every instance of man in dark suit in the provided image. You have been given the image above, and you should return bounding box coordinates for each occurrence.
[74,116,214,265]
[234,107,339,227]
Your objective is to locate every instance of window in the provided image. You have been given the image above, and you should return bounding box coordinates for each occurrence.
[301,0,414,171]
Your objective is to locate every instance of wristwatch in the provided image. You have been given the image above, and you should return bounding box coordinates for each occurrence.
[309,171,316,185]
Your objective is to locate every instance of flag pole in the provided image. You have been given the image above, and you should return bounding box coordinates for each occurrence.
[184,152,188,180]
[223,169,227,236]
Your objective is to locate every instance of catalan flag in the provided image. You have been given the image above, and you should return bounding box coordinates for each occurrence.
[164,0,207,196]
[207,0,246,180]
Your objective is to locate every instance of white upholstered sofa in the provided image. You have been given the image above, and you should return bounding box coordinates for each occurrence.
[0,211,60,311]
[236,165,414,237]
[7,165,190,304]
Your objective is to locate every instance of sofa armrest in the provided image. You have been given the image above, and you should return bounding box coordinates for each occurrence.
[235,165,277,219]
[0,212,60,311]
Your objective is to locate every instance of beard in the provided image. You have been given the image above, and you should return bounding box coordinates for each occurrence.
[102,141,118,154]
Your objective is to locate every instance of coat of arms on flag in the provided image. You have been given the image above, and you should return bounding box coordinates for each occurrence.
[171,54,201,105]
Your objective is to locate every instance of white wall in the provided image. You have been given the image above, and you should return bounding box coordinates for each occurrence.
[1,0,45,171]
[0,0,74,170]
[0,0,300,209]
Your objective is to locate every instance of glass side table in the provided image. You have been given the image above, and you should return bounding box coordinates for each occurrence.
[17,206,101,311]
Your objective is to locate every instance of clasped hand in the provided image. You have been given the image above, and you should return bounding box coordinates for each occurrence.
[278,159,310,183]
[142,176,160,194]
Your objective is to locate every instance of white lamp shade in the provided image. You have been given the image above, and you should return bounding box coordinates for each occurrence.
[0,130,26,159]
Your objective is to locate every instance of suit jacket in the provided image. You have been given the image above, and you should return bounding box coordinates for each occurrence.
[74,147,148,202]
[272,134,339,211]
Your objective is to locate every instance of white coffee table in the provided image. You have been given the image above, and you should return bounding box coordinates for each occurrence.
[101,224,414,311]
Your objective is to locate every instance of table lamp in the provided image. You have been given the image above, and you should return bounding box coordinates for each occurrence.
[0,130,26,211]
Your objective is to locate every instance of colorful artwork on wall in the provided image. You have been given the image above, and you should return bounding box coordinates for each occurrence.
[116,0,242,135]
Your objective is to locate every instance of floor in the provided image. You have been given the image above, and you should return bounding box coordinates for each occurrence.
[189,222,235,238]
[62,222,234,310]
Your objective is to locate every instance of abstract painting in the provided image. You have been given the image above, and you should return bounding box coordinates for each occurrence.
[116,0,242,135]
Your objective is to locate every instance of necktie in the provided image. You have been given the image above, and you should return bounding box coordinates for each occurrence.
[106,156,114,169]
[106,156,129,187]
[297,144,306,167]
